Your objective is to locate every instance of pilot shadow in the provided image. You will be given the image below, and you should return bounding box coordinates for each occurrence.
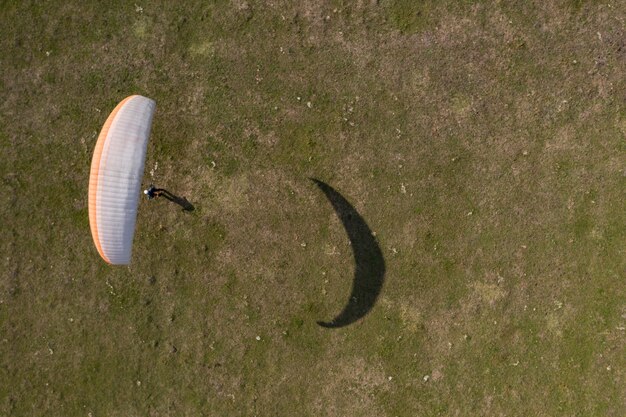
[310,178,386,328]
[158,189,195,212]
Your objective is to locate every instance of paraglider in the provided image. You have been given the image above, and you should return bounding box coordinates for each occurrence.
[88,95,156,265]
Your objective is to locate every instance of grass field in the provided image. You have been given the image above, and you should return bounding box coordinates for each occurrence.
[1,1,625,416]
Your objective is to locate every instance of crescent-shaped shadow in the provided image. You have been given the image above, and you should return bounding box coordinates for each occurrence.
[311,178,386,328]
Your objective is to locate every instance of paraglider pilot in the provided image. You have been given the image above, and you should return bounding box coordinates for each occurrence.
[143,185,164,200]
[142,185,194,211]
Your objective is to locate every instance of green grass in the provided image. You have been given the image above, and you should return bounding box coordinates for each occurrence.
[1,1,625,416]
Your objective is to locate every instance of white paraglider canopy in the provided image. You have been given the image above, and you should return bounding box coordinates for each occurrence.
[88,95,156,264]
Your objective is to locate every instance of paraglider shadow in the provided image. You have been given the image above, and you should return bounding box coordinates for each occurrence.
[158,189,195,212]
[310,178,386,328]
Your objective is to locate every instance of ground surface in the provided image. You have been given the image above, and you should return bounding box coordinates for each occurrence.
[1,1,625,416]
